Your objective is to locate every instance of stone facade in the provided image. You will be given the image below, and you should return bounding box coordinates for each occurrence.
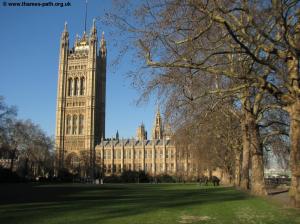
[94,109,205,179]
[95,138,177,176]
[95,109,179,176]
[55,20,106,174]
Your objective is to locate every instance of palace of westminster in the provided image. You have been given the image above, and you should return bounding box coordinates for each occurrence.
[55,21,193,178]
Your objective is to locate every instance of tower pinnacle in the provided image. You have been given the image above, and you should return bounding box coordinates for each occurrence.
[156,104,160,116]
[75,34,79,47]
[100,31,107,57]
[93,18,96,28]
[64,21,68,31]
[101,32,105,44]
[137,123,147,141]
[61,21,69,40]
[152,106,163,140]
[90,18,97,37]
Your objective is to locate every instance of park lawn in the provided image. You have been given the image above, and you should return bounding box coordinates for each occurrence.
[0,183,299,224]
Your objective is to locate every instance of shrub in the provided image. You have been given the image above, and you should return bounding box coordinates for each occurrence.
[156,174,176,183]
[120,170,150,183]
[104,175,120,183]
[0,167,25,183]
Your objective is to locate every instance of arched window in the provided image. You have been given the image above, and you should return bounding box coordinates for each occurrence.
[77,78,80,95]
[74,78,79,96]
[70,154,80,168]
[72,115,77,135]
[79,115,84,134]
[80,77,85,95]
[68,78,73,96]
[66,115,71,134]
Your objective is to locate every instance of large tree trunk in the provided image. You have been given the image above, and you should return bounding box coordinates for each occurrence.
[288,101,300,207]
[240,119,250,190]
[249,117,267,196]
[234,149,242,187]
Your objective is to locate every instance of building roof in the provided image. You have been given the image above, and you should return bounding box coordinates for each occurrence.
[95,138,174,149]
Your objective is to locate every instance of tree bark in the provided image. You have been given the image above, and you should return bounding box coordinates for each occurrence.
[249,117,267,196]
[221,168,232,185]
[234,149,241,187]
[240,119,250,190]
[288,101,300,207]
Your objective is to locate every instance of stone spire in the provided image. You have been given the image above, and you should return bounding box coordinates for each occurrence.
[74,34,79,47]
[137,123,147,141]
[100,31,107,57]
[64,21,68,31]
[82,31,88,42]
[61,21,69,40]
[90,18,97,37]
[116,130,119,140]
[152,106,163,140]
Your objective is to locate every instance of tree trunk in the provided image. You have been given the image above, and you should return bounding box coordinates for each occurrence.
[207,167,212,180]
[249,117,267,196]
[234,149,241,187]
[221,169,231,185]
[9,148,17,172]
[288,101,300,207]
[240,119,250,190]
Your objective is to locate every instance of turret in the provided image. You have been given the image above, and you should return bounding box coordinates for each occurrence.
[100,31,107,59]
[88,18,97,60]
[152,106,163,140]
[60,22,69,58]
[137,123,147,141]
[61,22,69,42]
[116,130,119,140]
[90,18,97,41]
[74,34,79,47]
[56,21,69,169]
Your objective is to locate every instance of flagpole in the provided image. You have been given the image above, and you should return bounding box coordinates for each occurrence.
[84,0,88,33]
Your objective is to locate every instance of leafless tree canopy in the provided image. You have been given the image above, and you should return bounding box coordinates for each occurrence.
[0,97,54,180]
[105,0,299,205]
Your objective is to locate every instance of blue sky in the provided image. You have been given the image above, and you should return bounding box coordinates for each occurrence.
[0,0,157,139]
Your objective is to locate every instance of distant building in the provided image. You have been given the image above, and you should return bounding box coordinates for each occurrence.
[95,109,178,176]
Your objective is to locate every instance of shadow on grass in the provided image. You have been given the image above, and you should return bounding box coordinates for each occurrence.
[0,183,249,223]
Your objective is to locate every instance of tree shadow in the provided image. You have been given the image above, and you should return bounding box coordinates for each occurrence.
[0,183,250,223]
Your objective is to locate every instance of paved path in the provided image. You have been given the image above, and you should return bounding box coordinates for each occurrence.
[268,191,290,207]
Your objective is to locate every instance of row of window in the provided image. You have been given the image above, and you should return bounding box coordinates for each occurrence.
[66,114,84,135]
[103,163,175,173]
[177,163,198,172]
[69,65,87,70]
[103,149,175,159]
[67,77,85,96]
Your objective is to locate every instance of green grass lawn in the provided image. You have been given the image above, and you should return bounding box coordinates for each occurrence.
[0,183,299,224]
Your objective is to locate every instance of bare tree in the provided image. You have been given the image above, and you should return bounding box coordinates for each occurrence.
[0,97,54,179]
[105,0,300,204]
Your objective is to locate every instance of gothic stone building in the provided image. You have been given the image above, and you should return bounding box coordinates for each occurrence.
[95,110,182,176]
[55,20,106,173]
[55,22,195,178]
